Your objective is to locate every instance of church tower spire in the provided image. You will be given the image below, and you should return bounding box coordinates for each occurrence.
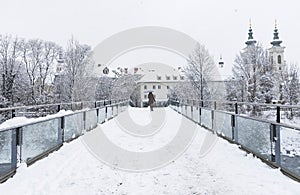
[245,19,257,46]
[271,20,283,47]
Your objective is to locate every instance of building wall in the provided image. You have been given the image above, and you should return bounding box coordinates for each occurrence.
[139,81,183,107]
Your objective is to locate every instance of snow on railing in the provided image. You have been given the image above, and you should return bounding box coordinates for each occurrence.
[0,99,129,183]
[0,99,127,124]
[169,98,300,182]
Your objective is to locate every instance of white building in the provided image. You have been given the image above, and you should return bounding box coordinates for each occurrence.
[134,63,186,107]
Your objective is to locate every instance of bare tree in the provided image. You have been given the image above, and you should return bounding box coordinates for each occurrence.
[111,74,139,100]
[39,41,61,103]
[0,35,23,105]
[22,39,43,104]
[95,76,114,101]
[63,37,94,102]
[185,42,215,101]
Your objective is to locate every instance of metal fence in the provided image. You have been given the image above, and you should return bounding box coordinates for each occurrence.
[0,100,126,124]
[0,99,128,183]
[169,98,300,182]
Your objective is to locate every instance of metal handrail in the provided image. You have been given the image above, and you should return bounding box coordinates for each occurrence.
[0,99,128,112]
[170,98,300,109]
[169,98,300,182]
[0,99,128,132]
[0,99,129,183]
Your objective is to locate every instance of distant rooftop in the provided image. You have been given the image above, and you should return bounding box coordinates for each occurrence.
[135,63,185,83]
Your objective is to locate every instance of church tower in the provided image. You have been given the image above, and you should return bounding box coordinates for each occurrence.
[243,20,257,69]
[268,21,286,102]
[268,21,286,73]
[245,21,257,47]
[56,52,65,75]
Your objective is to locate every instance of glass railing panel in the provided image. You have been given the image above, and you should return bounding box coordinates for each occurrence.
[107,106,113,119]
[22,119,60,162]
[64,113,84,141]
[0,130,13,176]
[186,105,192,119]
[201,108,212,129]
[192,106,199,123]
[237,116,271,160]
[113,106,118,117]
[85,110,97,131]
[280,126,300,177]
[98,108,106,123]
[214,111,232,139]
[178,105,182,113]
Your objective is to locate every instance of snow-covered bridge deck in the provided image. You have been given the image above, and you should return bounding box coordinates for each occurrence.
[0,107,300,194]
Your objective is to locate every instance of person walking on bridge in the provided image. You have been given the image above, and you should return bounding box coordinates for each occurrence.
[148,92,156,111]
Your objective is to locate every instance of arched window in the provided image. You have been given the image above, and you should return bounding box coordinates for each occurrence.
[277,55,282,64]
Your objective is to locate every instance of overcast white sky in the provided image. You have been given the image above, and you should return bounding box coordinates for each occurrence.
[1,0,300,77]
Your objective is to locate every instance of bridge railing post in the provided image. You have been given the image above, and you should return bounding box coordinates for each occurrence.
[83,110,86,131]
[96,107,99,123]
[275,124,281,165]
[105,105,108,120]
[270,106,281,165]
[11,129,18,171]
[191,104,193,121]
[58,116,64,144]
[211,101,216,133]
[12,109,15,118]
[199,101,202,125]
[233,102,238,142]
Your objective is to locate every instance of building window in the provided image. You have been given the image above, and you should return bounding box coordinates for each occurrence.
[144,95,147,99]
[279,66,282,71]
[167,86,170,89]
[166,76,170,80]
[153,85,156,89]
[144,85,147,90]
[180,76,184,80]
[173,76,177,80]
[278,55,282,64]
[157,76,161,80]
[158,85,161,89]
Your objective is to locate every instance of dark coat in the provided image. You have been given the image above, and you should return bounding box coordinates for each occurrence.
[148,93,155,104]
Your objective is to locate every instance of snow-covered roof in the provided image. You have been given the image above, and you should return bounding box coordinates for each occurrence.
[135,63,185,83]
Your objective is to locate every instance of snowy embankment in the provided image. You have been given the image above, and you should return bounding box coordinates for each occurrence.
[0,107,299,194]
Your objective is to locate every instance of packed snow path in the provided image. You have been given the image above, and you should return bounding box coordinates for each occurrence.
[0,107,300,194]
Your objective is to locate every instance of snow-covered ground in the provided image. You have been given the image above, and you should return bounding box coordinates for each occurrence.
[0,107,299,194]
